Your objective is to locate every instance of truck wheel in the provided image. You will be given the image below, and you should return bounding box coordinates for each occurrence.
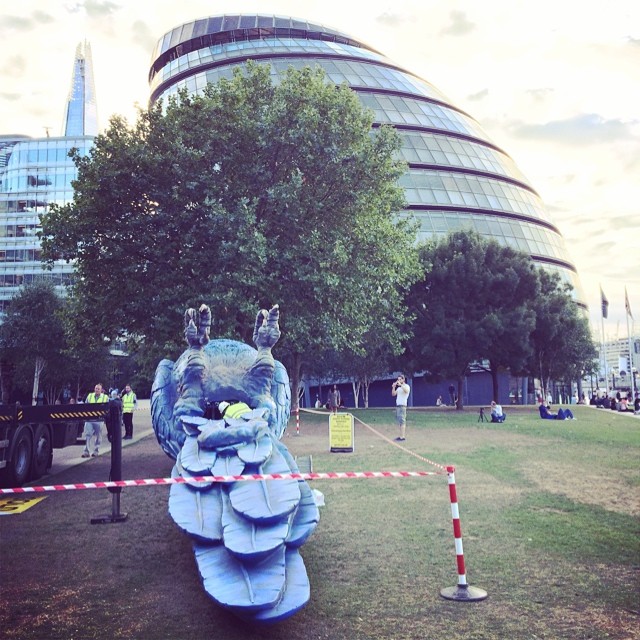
[5,427,33,487]
[31,424,52,480]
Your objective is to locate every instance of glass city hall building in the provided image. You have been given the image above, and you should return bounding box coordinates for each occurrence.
[148,14,585,309]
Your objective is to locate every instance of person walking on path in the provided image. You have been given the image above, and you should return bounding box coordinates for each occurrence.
[392,375,410,441]
[121,383,137,439]
[82,383,109,457]
[328,385,341,414]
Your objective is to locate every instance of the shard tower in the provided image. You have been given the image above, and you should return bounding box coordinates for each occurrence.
[62,40,98,136]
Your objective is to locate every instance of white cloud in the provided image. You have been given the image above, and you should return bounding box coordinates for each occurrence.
[81,0,121,18]
[440,10,475,36]
[508,114,639,145]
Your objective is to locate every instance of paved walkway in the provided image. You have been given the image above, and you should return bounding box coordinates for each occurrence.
[584,403,640,420]
[43,400,155,480]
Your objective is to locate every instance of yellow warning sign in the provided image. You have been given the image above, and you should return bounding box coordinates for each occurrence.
[329,413,354,452]
[0,496,47,514]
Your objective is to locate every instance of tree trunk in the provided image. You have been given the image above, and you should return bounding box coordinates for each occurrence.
[456,374,465,410]
[290,352,303,412]
[46,385,60,405]
[363,378,370,408]
[489,360,499,402]
[32,356,46,405]
[351,381,361,408]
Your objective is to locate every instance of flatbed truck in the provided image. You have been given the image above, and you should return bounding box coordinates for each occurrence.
[0,402,108,488]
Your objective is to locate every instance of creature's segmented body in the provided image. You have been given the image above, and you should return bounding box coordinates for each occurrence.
[151,306,319,623]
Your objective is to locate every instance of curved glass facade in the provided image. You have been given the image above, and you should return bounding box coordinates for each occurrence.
[0,135,93,313]
[149,14,585,304]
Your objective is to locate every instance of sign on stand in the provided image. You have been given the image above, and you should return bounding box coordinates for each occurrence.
[329,413,354,453]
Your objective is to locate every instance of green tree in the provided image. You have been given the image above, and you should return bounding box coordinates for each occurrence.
[403,230,537,408]
[528,269,597,398]
[323,332,398,408]
[0,281,66,404]
[40,63,420,404]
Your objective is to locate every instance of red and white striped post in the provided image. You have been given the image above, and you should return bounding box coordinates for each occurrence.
[440,465,488,602]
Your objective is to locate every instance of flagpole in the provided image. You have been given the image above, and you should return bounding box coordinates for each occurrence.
[625,287,636,401]
[600,286,609,394]
[601,313,608,394]
[627,314,635,400]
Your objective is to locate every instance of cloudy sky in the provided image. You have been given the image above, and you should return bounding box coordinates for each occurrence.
[1,0,638,337]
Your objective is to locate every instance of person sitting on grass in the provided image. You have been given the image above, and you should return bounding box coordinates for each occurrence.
[618,396,633,412]
[490,401,506,423]
[539,404,575,420]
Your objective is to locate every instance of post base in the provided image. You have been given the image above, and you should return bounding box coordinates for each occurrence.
[440,584,488,602]
[90,512,128,524]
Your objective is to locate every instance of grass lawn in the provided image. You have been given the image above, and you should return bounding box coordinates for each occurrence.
[1,404,638,639]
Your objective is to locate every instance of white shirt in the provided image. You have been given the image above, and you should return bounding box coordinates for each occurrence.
[395,383,410,406]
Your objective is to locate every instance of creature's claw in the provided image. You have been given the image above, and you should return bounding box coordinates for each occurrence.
[253,305,281,350]
[185,305,211,347]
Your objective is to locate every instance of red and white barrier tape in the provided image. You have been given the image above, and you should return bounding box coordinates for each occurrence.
[0,469,444,494]
[351,414,449,471]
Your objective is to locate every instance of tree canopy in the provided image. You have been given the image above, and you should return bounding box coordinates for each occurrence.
[0,280,113,404]
[40,63,420,399]
[527,270,597,396]
[0,281,66,404]
[403,230,539,407]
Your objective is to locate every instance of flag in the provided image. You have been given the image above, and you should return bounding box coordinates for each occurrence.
[600,286,609,319]
[625,287,633,320]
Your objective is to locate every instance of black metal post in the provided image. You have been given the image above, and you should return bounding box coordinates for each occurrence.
[91,398,128,524]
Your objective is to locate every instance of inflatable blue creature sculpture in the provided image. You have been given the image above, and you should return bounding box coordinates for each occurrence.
[151,304,319,624]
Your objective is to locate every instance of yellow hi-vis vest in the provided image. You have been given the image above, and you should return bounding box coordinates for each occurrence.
[224,402,251,419]
[122,392,136,413]
[87,392,108,403]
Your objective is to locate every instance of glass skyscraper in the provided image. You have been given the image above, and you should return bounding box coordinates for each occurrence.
[0,43,96,315]
[62,41,98,137]
[148,14,585,307]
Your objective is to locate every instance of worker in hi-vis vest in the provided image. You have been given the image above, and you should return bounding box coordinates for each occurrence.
[121,384,138,440]
[218,400,251,420]
[82,383,109,457]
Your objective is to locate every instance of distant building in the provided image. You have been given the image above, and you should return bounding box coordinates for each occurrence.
[0,42,97,316]
[598,336,640,392]
[148,13,586,308]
